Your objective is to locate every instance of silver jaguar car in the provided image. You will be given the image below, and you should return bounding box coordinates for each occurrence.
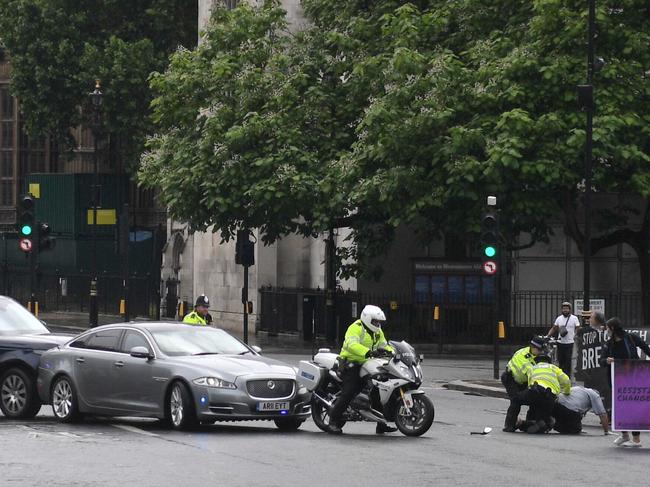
[37,322,310,430]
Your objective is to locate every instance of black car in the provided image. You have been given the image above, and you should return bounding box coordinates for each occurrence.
[0,296,69,418]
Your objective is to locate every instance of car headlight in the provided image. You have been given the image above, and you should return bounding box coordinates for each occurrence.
[193,377,237,389]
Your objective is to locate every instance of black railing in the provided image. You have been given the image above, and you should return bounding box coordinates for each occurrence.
[259,288,644,345]
[512,291,643,328]
[1,269,159,319]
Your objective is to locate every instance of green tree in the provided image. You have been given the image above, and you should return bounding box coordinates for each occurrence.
[140,0,650,319]
[347,0,650,312]
[0,0,197,171]
[139,1,383,246]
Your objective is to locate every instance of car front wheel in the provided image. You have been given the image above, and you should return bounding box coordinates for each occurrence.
[51,376,82,423]
[0,367,41,419]
[167,382,197,430]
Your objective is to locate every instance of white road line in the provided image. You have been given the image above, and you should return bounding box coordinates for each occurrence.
[111,424,160,438]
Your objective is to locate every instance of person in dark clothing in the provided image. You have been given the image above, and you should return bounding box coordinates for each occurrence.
[599,317,650,448]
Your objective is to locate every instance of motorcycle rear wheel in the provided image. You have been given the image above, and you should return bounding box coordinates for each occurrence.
[395,394,434,437]
[311,396,345,432]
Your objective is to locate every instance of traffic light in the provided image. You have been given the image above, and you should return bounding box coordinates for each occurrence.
[17,194,35,238]
[481,208,499,261]
[37,222,56,252]
[235,230,255,267]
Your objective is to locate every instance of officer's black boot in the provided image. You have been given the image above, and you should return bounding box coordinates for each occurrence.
[503,406,519,432]
[327,424,343,435]
[376,422,398,434]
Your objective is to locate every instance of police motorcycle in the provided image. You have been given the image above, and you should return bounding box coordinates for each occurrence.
[298,341,434,436]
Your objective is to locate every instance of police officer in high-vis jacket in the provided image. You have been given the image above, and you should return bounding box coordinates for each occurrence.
[183,295,212,325]
[502,335,545,432]
[519,355,571,434]
[328,305,395,435]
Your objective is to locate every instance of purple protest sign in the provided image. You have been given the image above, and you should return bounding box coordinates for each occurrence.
[612,360,650,432]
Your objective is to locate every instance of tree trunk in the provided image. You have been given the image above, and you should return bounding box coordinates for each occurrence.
[562,193,650,325]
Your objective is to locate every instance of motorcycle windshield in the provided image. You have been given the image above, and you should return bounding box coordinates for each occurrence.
[390,340,417,366]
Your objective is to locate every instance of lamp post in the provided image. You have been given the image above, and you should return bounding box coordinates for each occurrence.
[583,0,596,323]
[88,80,103,327]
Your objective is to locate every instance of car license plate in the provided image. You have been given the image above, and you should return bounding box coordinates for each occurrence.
[257,401,290,411]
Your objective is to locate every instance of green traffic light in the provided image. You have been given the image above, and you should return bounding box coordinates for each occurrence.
[484,246,496,258]
[20,225,33,236]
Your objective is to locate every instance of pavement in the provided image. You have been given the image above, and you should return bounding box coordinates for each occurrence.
[3,353,643,487]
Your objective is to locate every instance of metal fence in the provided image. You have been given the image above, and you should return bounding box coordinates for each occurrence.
[259,288,500,345]
[259,288,644,345]
[512,291,644,328]
[1,269,159,318]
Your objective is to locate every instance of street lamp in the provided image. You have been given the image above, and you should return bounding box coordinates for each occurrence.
[88,79,103,327]
[577,0,596,325]
[583,0,596,323]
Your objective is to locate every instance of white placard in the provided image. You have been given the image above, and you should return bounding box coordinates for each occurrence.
[573,299,605,316]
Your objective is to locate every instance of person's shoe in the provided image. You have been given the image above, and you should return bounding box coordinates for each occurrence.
[621,440,642,448]
[546,417,556,431]
[527,420,547,434]
[502,425,516,433]
[327,424,343,435]
[614,435,630,446]
[376,422,398,434]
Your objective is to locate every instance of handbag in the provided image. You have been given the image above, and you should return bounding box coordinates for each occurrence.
[559,315,570,338]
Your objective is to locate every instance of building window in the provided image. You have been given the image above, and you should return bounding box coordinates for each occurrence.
[0,87,15,207]
[413,274,495,305]
[223,0,237,9]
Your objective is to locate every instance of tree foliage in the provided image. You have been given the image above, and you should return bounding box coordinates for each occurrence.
[0,0,197,170]
[140,0,650,288]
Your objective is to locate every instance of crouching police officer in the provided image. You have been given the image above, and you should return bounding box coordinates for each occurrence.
[183,295,212,325]
[328,305,395,435]
[520,355,571,434]
[502,336,546,432]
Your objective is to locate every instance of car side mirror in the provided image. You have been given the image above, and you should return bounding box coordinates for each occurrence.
[130,346,152,359]
[251,345,262,354]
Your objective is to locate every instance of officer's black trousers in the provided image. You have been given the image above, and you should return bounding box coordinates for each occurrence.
[502,370,528,428]
[520,385,557,425]
[329,364,363,427]
[556,343,573,378]
[552,403,582,434]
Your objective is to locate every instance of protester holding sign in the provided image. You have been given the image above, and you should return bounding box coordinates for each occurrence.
[599,317,650,448]
[547,301,581,378]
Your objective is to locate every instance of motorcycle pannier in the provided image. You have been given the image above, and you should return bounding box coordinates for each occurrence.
[297,360,326,391]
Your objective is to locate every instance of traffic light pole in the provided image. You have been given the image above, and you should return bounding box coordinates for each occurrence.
[243,264,249,344]
[88,81,102,328]
[582,0,596,324]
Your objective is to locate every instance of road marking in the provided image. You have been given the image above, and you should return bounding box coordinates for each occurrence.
[111,424,160,438]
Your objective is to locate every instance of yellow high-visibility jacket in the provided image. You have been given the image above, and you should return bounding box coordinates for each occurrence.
[339,320,393,363]
[507,347,537,384]
[528,363,571,395]
[183,311,207,326]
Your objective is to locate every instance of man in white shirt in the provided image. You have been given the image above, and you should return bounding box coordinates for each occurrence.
[546,301,581,378]
[552,386,611,434]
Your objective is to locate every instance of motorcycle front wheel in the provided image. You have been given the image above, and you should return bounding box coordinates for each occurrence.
[395,394,434,437]
[311,396,345,432]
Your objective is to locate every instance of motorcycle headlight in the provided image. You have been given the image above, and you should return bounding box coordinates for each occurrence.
[193,377,237,389]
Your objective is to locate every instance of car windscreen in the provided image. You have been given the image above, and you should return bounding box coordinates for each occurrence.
[150,327,250,356]
[0,298,49,336]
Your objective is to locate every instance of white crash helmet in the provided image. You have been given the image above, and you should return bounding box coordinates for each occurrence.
[360,305,386,333]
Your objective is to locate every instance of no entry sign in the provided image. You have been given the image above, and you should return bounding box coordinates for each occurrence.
[19,238,33,253]
[482,260,498,275]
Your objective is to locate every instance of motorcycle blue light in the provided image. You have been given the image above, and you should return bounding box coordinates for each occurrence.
[280,410,288,415]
